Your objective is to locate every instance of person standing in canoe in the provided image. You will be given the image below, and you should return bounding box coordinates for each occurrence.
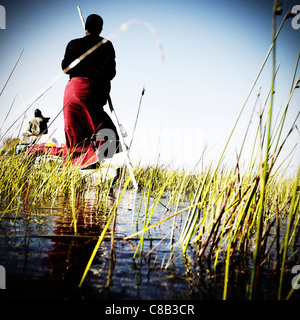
[61,14,119,167]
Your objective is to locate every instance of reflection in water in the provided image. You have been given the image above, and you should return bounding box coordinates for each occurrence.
[41,201,109,297]
[1,186,300,300]
[0,189,193,300]
[0,191,114,299]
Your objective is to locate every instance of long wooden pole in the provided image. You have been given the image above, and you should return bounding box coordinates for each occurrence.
[107,96,138,189]
[77,6,138,189]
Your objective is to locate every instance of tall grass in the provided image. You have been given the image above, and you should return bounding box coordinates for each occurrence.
[124,0,300,300]
[0,142,116,218]
[0,132,299,299]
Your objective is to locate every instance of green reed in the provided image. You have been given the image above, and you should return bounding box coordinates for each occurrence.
[124,0,299,300]
[0,140,116,217]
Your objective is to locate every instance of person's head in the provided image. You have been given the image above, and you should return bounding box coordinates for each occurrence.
[34,109,42,117]
[85,14,103,35]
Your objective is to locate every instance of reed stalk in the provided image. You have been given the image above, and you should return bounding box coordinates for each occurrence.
[223,232,232,300]
[248,0,278,299]
[277,166,300,299]
[71,177,77,234]
[134,165,155,258]
[0,49,24,96]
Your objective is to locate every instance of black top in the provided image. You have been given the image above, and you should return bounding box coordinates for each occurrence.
[61,35,116,83]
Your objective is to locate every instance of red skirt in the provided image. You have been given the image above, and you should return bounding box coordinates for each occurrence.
[63,77,119,167]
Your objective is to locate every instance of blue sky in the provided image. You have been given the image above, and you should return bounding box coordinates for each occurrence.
[0,0,299,174]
